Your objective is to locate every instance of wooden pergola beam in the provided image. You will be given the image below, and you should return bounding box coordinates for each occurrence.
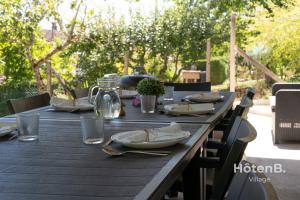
[236,47,285,83]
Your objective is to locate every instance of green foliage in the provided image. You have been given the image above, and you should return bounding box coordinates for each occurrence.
[0,81,37,116]
[198,60,227,85]
[247,0,300,81]
[0,0,293,105]
[137,78,164,96]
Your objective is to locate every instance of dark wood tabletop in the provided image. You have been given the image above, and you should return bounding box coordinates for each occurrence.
[0,120,210,200]
[0,91,235,200]
[3,91,235,125]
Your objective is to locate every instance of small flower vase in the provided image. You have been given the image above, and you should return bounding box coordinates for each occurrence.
[141,95,156,113]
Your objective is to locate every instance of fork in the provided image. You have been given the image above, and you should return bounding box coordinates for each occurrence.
[102,145,170,156]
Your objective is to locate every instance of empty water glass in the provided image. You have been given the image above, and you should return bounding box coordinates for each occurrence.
[164,86,174,101]
[80,116,104,144]
[16,113,40,141]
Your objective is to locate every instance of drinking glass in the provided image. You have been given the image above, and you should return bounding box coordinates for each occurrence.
[163,86,174,101]
[16,113,40,141]
[80,116,104,144]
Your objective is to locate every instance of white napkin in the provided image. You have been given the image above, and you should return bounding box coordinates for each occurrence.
[0,122,17,137]
[50,97,94,111]
[121,123,190,143]
[186,92,222,102]
[164,103,214,115]
[147,123,189,142]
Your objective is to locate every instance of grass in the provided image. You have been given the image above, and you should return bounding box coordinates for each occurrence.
[212,79,271,99]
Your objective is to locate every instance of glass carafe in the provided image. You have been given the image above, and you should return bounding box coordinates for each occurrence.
[92,79,121,120]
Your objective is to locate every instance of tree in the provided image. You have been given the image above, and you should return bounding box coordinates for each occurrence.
[0,0,89,94]
[247,0,300,81]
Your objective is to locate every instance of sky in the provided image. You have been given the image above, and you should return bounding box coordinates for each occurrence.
[40,0,173,30]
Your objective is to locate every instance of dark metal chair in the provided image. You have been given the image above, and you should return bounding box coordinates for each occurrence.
[206,96,253,152]
[189,117,257,200]
[225,160,278,200]
[245,87,256,100]
[7,93,51,114]
[210,88,255,142]
[271,83,300,144]
[163,82,211,91]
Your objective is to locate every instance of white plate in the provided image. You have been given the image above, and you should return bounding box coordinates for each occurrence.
[120,90,138,99]
[164,103,214,115]
[185,92,223,103]
[111,123,190,149]
[0,126,16,137]
[50,97,94,112]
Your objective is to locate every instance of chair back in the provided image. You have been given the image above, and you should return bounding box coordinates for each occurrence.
[210,118,257,200]
[245,87,256,100]
[221,97,253,142]
[7,93,50,114]
[225,160,278,200]
[164,82,211,91]
[272,83,300,96]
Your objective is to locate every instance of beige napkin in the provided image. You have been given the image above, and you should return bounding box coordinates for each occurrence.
[186,92,222,102]
[50,97,94,112]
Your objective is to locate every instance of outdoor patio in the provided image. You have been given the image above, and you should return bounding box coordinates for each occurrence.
[1,0,300,200]
[246,104,300,200]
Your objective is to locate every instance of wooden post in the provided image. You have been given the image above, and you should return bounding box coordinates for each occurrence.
[229,14,236,92]
[46,62,53,96]
[124,51,129,75]
[206,38,211,82]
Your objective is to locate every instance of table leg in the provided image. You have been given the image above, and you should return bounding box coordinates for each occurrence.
[201,145,207,200]
[183,148,202,200]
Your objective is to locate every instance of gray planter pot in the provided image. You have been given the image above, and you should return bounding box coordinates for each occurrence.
[141,95,156,113]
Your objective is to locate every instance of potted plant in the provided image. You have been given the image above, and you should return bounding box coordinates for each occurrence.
[137,78,164,113]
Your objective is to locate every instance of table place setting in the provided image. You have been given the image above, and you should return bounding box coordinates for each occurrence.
[102,123,190,156]
[119,89,138,99]
[163,103,215,116]
[48,96,94,112]
[183,92,224,103]
[0,122,18,141]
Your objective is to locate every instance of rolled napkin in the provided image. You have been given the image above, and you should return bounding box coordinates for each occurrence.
[0,121,17,137]
[185,92,223,103]
[120,90,138,99]
[50,97,94,112]
[120,123,190,143]
[164,103,214,115]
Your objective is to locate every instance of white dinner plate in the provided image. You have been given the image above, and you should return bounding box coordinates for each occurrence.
[185,92,224,103]
[50,97,94,112]
[111,123,190,149]
[0,126,16,137]
[164,103,214,115]
[120,90,138,99]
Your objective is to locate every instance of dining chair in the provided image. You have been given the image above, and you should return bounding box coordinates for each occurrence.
[225,160,278,200]
[187,117,257,200]
[206,96,253,154]
[245,87,256,100]
[7,92,51,114]
[163,82,211,91]
[210,88,255,142]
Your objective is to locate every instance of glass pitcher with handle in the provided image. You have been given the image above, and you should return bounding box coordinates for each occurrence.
[88,78,121,119]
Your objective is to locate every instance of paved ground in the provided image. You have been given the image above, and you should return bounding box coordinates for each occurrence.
[246,105,300,200]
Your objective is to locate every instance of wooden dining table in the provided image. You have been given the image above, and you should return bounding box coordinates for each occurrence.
[0,91,235,200]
